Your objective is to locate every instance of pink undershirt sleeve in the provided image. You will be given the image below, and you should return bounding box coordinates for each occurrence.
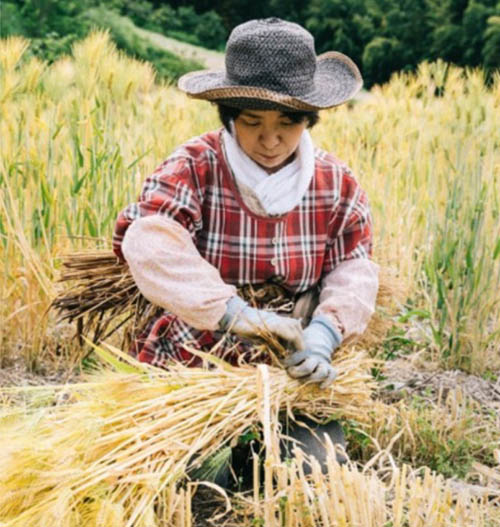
[313,258,380,340]
[121,214,236,331]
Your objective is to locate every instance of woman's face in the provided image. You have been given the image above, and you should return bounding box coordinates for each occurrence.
[233,110,307,174]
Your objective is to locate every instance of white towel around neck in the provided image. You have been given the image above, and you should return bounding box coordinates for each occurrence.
[222,121,315,216]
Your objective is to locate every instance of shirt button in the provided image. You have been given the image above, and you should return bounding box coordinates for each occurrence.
[271,258,277,266]
[272,237,278,245]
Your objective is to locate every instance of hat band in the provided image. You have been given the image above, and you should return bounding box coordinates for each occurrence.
[225,71,315,97]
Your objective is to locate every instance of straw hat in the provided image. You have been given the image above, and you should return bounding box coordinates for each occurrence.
[178,18,363,111]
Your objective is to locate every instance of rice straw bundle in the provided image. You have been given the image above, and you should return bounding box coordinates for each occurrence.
[51,252,163,344]
[51,251,403,348]
[0,343,374,527]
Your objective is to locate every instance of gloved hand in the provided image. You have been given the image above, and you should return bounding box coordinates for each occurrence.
[219,296,304,351]
[283,315,342,389]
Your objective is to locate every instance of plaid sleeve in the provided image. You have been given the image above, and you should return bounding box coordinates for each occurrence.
[113,155,203,261]
[322,167,374,275]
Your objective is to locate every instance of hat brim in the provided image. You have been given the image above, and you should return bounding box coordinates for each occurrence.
[177,52,363,110]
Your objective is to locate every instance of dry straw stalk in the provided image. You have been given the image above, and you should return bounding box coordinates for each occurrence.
[232,450,499,527]
[0,343,374,527]
[51,251,403,349]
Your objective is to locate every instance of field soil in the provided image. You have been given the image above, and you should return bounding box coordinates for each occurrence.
[381,358,500,411]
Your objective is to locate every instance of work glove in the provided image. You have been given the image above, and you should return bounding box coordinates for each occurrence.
[283,315,342,389]
[219,296,305,351]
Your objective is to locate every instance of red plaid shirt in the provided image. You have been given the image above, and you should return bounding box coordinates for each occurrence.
[113,129,373,367]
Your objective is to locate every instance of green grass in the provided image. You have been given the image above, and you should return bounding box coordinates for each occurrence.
[345,391,498,482]
[422,159,500,373]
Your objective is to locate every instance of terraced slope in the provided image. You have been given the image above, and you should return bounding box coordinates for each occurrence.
[135,26,225,70]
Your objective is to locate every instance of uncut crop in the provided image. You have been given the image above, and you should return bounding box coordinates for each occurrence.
[1,32,500,372]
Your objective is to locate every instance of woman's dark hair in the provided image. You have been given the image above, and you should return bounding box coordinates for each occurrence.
[216,104,320,131]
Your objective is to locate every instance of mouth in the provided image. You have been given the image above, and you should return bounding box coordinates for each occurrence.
[259,153,281,161]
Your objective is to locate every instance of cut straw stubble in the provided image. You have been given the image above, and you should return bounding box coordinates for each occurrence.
[233,448,496,527]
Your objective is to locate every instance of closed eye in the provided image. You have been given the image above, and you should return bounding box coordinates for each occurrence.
[242,120,260,127]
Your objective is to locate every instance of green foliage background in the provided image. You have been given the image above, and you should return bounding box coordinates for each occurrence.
[0,0,207,82]
[1,0,500,86]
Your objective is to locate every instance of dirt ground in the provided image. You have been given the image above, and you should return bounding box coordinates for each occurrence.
[380,357,500,413]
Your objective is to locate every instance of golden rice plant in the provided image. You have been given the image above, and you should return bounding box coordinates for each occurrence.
[1,32,500,371]
[233,372,500,527]
[2,343,498,526]
[2,26,500,527]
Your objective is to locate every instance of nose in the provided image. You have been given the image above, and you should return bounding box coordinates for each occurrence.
[259,128,281,150]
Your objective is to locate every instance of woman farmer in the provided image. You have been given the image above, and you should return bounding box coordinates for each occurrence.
[113,18,379,391]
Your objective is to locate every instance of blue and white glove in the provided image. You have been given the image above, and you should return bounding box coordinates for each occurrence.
[219,296,305,351]
[283,315,342,389]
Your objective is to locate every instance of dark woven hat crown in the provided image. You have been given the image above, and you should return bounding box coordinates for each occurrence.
[225,18,316,96]
[178,18,362,111]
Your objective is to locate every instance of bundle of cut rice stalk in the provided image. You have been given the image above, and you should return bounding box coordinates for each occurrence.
[50,251,163,344]
[51,251,404,347]
[0,343,374,527]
